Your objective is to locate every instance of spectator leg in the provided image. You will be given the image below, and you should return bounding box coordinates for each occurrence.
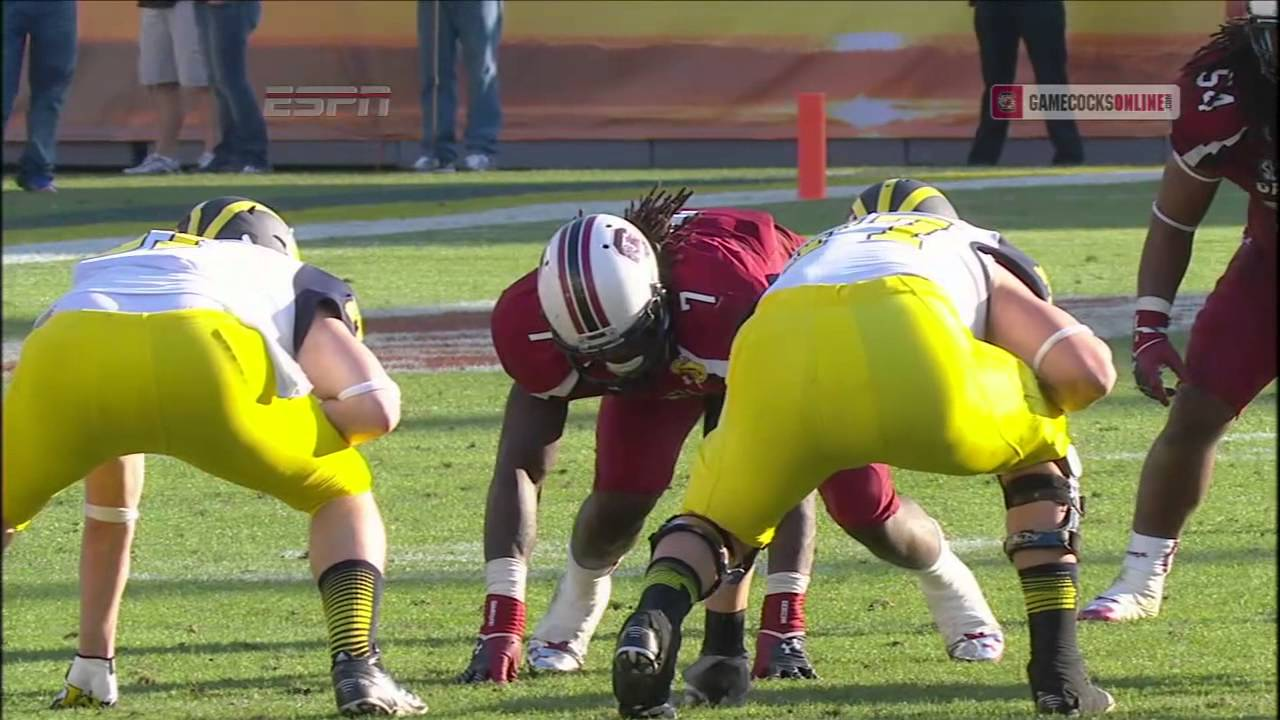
[967,1,1019,166]
[208,0,267,169]
[153,83,182,159]
[419,0,460,164]
[195,1,237,169]
[457,0,503,158]
[21,0,77,184]
[2,2,30,133]
[1020,1,1084,164]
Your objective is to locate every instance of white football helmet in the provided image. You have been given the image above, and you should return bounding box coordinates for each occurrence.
[536,214,670,381]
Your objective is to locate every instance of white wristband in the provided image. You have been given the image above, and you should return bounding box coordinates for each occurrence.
[1135,296,1173,315]
[336,378,399,401]
[1151,202,1197,233]
[1032,324,1095,376]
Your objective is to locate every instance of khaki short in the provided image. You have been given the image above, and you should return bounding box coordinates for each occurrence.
[138,1,208,87]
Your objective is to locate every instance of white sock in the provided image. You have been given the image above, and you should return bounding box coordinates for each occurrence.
[1122,532,1179,577]
[485,557,528,601]
[564,552,614,594]
[765,571,810,595]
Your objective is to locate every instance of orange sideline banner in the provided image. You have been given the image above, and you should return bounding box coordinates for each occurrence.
[3,0,1241,144]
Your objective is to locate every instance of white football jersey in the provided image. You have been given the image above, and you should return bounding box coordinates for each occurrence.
[44,231,363,398]
[768,212,1001,339]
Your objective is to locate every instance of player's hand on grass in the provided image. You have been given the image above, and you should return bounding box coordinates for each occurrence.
[1132,308,1186,406]
[457,634,522,684]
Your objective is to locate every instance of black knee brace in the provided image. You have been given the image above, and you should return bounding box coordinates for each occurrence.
[1001,473,1085,559]
[648,514,757,599]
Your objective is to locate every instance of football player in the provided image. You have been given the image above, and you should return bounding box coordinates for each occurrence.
[611,180,1119,717]
[5,197,427,716]
[458,187,1005,696]
[1081,1,1277,623]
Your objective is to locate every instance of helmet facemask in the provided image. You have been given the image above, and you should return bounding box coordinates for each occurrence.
[1248,0,1278,82]
[552,287,672,391]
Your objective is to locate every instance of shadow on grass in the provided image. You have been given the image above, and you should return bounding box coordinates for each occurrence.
[3,634,472,665]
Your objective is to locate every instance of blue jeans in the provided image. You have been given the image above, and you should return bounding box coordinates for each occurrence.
[195,0,268,169]
[418,0,503,162]
[2,0,77,185]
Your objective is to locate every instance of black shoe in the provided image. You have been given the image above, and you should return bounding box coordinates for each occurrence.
[682,652,750,707]
[332,650,428,716]
[612,610,680,719]
[1028,661,1116,716]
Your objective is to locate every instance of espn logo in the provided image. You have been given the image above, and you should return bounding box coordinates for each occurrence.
[990,84,1180,121]
[264,85,392,118]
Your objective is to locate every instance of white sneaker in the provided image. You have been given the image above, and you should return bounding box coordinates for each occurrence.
[526,568,612,673]
[412,155,455,173]
[460,153,495,172]
[195,151,216,170]
[123,153,180,175]
[917,527,1005,662]
[1080,573,1164,622]
[50,655,118,708]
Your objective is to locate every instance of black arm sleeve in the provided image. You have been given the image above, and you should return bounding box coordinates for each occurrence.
[292,264,363,353]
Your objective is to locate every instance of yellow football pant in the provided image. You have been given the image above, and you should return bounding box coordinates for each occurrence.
[684,275,1071,547]
[3,309,371,530]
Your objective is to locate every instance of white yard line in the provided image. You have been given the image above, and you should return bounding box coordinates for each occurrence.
[2,171,1160,265]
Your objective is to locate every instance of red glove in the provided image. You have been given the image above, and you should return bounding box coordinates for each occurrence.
[457,594,525,684]
[1132,308,1186,406]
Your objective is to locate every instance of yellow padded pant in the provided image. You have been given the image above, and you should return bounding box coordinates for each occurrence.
[3,309,371,530]
[683,275,1071,547]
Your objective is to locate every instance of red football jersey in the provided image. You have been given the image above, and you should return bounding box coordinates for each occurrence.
[490,209,806,401]
[1170,50,1277,252]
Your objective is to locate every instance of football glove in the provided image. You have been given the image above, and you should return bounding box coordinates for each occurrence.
[1132,308,1186,406]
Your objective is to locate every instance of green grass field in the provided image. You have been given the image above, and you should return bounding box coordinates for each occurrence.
[2,168,1275,719]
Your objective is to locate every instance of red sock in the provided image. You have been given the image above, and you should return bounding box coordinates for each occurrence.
[480,593,526,638]
[760,592,807,637]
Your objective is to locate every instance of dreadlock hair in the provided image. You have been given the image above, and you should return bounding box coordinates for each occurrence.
[624,185,695,284]
[1185,17,1276,150]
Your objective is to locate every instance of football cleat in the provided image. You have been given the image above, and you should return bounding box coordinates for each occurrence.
[51,655,118,709]
[527,568,612,673]
[526,639,585,673]
[458,633,522,684]
[332,650,428,717]
[1029,663,1116,716]
[683,652,750,707]
[612,610,680,719]
[1080,574,1164,623]
[752,632,818,680]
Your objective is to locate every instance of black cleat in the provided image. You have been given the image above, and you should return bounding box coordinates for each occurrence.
[332,650,428,717]
[612,610,680,719]
[1028,662,1115,716]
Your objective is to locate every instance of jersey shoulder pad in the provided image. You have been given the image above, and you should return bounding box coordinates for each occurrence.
[970,234,1052,302]
[490,271,576,397]
[293,264,362,351]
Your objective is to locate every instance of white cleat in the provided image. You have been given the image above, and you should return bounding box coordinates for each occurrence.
[526,638,586,673]
[1080,580,1163,623]
[51,655,118,709]
[526,566,613,673]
